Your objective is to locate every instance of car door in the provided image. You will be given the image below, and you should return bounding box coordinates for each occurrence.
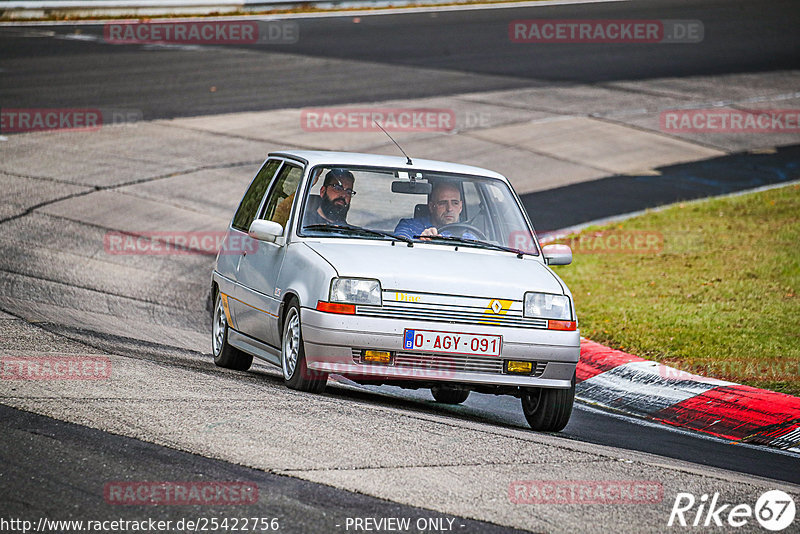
[234,162,304,347]
[219,158,283,333]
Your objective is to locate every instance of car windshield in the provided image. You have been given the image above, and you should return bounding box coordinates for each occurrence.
[298,166,539,255]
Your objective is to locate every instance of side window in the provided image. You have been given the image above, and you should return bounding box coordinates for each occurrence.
[231,159,282,232]
[260,164,303,230]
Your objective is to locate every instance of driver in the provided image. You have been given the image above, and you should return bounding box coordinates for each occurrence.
[394,182,473,240]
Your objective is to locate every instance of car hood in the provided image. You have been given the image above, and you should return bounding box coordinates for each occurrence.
[303,240,565,299]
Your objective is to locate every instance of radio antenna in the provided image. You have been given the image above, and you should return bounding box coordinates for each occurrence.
[373,119,413,165]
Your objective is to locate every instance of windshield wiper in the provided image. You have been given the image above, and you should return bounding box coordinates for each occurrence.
[304,224,414,246]
[413,234,528,258]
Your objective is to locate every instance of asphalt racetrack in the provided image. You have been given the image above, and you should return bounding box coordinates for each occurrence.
[2,0,799,118]
[1,0,799,532]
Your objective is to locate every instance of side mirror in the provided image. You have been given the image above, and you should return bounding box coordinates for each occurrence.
[248,220,283,242]
[542,244,572,266]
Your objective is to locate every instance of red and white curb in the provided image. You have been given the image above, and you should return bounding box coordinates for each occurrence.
[576,339,800,452]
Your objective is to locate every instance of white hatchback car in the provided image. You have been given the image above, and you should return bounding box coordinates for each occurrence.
[211,150,579,431]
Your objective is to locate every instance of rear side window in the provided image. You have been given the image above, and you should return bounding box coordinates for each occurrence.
[260,164,303,230]
[231,159,281,231]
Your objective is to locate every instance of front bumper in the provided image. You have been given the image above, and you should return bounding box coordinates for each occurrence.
[301,307,579,389]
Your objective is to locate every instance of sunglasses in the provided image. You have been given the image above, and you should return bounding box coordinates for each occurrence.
[329,183,357,196]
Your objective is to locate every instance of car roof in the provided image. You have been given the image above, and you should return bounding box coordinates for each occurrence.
[269,150,508,181]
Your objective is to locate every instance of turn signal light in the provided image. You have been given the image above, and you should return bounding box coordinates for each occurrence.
[316,301,356,314]
[548,320,577,331]
[506,361,533,374]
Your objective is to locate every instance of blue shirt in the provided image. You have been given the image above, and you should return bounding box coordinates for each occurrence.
[394,216,476,240]
[394,216,433,240]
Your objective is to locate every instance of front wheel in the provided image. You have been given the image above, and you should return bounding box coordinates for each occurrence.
[281,301,327,393]
[211,292,253,371]
[521,373,575,432]
[431,385,470,404]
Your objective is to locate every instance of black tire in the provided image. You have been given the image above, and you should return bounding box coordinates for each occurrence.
[521,372,575,432]
[281,300,327,393]
[431,385,470,404]
[211,292,253,371]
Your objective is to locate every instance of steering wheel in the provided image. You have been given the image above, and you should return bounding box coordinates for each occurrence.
[437,223,487,241]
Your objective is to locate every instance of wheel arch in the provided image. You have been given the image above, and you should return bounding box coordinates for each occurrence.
[278,291,301,338]
[208,280,219,319]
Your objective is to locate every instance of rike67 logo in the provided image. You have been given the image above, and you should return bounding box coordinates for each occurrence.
[668,490,796,531]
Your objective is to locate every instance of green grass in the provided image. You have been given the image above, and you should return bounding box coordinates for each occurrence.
[552,184,800,396]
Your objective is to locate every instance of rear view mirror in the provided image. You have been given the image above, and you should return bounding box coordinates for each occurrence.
[542,244,572,266]
[249,219,283,242]
[391,181,432,194]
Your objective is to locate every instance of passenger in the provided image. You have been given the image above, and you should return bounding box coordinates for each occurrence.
[304,168,356,225]
[394,182,468,239]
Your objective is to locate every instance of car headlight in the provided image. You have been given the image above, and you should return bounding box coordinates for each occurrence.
[524,292,572,320]
[330,278,382,306]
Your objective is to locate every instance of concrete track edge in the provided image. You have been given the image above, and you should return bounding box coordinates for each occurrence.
[574,339,800,453]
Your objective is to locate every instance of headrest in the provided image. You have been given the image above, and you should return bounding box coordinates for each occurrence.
[307,194,321,212]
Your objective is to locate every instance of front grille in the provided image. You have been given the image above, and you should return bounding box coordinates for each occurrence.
[357,303,548,329]
[351,348,547,376]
